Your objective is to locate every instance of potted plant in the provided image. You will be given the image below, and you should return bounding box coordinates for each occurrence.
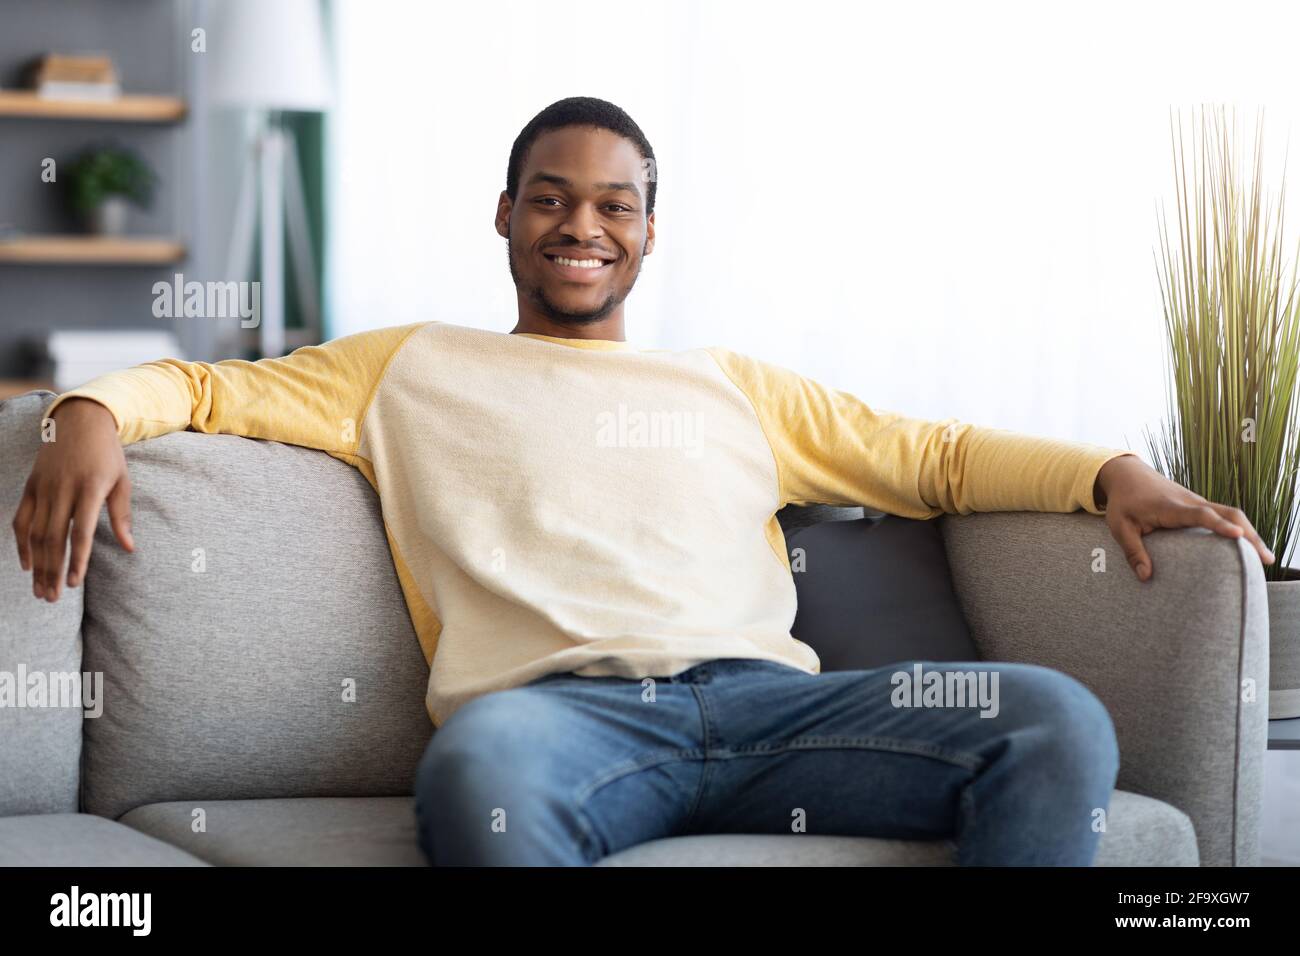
[1144,105,1300,719]
[65,144,156,236]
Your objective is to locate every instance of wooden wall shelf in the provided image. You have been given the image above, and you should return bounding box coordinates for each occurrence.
[0,236,186,265]
[0,90,186,123]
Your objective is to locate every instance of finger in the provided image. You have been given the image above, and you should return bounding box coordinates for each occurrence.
[106,476,134,552]
[66,487,105,589]
[28,493,51,600]
[1113,518,1154,581]
[1170,503,1244,540]
[11,480,36,572]
[40,489,74,603]
[1206,503,1275,564]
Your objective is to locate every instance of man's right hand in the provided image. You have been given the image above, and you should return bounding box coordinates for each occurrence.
[12,398,134,603]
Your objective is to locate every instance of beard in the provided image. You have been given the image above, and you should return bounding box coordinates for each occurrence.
[506,226,642,326]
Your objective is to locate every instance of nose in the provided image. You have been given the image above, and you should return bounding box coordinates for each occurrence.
[558,201,603,242]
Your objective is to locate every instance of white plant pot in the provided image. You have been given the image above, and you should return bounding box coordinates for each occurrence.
[89,196,130,236]
[1267,572,1300,719]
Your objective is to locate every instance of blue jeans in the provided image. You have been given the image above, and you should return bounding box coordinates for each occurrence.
[413,658,1119,866]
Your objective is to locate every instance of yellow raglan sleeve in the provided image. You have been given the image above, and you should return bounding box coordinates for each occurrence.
[43,322,428,460]
[708,348,1137,518]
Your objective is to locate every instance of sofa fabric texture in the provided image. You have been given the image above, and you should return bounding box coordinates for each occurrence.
[0,391,1268,865]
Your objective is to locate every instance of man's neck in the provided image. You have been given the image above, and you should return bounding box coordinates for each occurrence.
[511,306,626,342]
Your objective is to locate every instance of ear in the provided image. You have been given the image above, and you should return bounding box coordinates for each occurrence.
[494,190,512,239]
[643,209,655,256]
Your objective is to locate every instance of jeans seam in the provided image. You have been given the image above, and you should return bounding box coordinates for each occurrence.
[573,747,707,804]
[573,802,606,863]
[572,748,706,859]
[712,735,986,772]
[679,684,715,833]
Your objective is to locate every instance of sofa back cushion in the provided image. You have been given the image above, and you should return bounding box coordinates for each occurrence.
[0,391,85,815]
[781,510,979,671]
[81,431,431,819]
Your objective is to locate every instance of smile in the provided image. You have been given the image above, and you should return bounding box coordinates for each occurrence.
[543,254,614,282]
[545,255,610,269]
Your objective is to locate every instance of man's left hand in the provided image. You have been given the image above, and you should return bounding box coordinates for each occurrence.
[1094,454,1275,582]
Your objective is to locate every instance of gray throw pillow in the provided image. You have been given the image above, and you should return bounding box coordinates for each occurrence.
[78,430,433,820]
[782,512,979,671]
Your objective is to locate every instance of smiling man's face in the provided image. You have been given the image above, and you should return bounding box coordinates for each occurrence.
[497,125,655,327]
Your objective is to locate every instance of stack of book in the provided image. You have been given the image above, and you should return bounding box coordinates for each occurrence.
[25,53,121,101]
[47,330,181,392]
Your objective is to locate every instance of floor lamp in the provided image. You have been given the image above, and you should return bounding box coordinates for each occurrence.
[208,0,331,359]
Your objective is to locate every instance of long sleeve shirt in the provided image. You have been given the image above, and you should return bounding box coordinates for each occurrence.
[45,321,1136,726]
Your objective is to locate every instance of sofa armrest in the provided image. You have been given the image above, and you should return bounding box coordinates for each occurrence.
[938,511,1268,867]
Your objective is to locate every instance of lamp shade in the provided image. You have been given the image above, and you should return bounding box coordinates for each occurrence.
[208,0,332,110]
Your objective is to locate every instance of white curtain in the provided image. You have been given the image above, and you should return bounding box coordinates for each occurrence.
[328,0,1300,447]
[328,0,1300,459]
[327,0,1300,864]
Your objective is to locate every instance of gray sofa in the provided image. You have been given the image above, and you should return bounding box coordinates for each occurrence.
[0,390,1268,866]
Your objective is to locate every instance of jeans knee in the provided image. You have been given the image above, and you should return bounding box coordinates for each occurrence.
[417,695,537,808]
[412,690,596,865]
[1001,664,1119,779]
[414,723,520,865]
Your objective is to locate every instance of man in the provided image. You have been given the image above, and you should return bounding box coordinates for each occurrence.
[15,97,1273,866]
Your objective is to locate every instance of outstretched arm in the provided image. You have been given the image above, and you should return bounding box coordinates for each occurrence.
[13,322,426,603]
[708,347,1271,581]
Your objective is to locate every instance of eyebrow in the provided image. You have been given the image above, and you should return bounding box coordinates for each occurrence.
[525,172,642,198]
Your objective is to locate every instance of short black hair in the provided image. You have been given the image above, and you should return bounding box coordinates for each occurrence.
[506,96,657,216]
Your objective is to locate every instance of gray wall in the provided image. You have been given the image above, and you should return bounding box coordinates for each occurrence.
[0,0,213,376]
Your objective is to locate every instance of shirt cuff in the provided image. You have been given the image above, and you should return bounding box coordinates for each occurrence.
[44,392,124,438]
[1083,450,1139,515]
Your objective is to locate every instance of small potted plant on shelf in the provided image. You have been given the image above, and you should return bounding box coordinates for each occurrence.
[65,144,156,236]
[1144,105,1300,719]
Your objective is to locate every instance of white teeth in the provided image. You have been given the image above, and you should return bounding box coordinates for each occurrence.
[551,256,606,269]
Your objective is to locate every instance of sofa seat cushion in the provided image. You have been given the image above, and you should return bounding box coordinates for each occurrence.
[600,833,955,866]
[119,796,427,866]
[0,813,209,866]
[118,788,1195,867]
[597,790,1199,866]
